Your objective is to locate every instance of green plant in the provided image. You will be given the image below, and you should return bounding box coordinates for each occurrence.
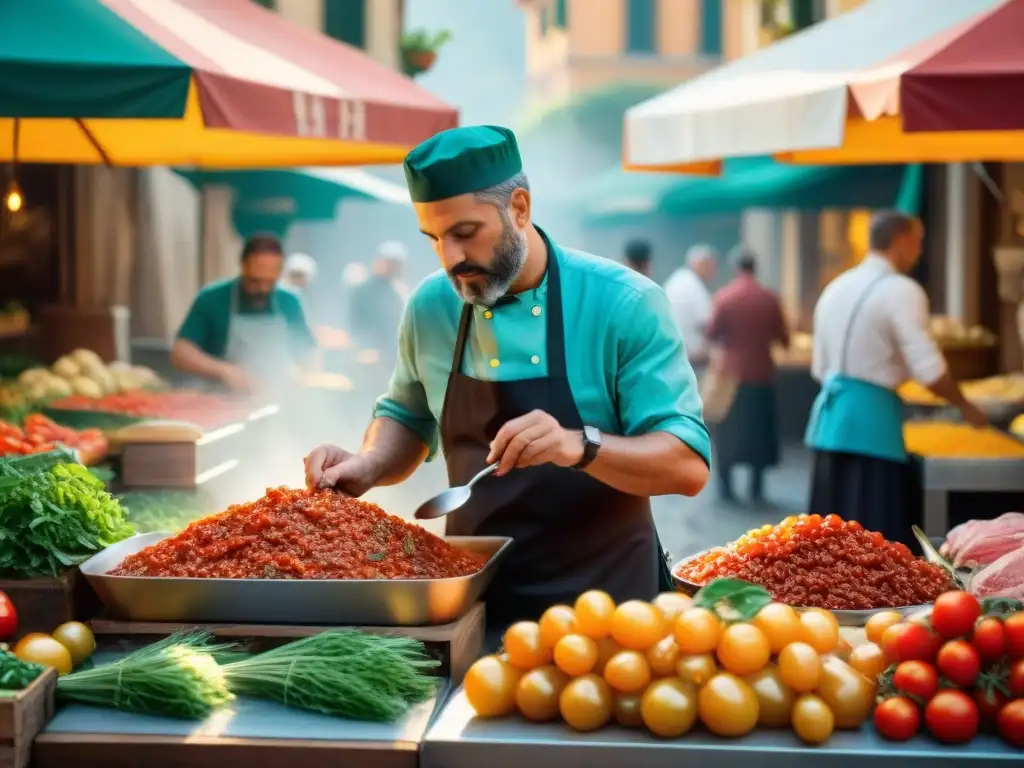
[400,28,452,55]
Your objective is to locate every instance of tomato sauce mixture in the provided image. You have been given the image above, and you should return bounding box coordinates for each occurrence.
[675,514,953,610]
[110,487,485,580]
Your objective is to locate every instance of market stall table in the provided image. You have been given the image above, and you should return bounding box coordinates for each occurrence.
[914,455,1024,538]
[421,690,1019,768]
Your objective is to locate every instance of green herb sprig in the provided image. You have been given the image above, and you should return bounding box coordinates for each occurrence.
[0,649,44,690]
[693,578,773,621]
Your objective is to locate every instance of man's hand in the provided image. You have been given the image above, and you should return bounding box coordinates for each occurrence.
[960,402,989,429]
[486,410,583,476]
[303,443,380,496]
[218,363,253,394]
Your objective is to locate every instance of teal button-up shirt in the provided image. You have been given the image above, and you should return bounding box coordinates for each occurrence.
[374,241,711,467]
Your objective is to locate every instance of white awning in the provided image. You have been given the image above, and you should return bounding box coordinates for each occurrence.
[624,0,1005,168]
[300,167,411,206]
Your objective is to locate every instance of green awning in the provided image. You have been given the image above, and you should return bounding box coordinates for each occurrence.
[573,158,922,227]
[176,167,410,224]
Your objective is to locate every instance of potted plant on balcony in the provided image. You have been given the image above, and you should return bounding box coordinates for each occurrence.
[400,28,453,77]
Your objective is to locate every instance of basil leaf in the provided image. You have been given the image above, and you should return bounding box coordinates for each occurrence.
[367,552,387,562]
[694,578,772,621]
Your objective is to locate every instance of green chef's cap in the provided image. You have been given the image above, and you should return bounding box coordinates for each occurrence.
[403,125,522,203]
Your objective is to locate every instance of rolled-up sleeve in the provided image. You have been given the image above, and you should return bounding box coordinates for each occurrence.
[372,302,439,459]
[615,286,712,467]
[890,281,947,385]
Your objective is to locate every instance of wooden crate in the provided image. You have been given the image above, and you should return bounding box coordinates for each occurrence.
[119,421,247,489]
[0,667,56,768]
[88,601,486,686]
[0,571,100,639]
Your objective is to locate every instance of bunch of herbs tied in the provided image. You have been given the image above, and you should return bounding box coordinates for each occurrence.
[57,630,440,722]
[0,447,133,577]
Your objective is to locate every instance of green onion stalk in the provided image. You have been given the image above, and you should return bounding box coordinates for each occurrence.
[221,631,440,722]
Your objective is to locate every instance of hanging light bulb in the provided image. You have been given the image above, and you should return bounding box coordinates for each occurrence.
[4,180,22,213]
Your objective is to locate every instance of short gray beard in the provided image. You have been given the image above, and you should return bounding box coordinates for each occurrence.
[453,209,527,306]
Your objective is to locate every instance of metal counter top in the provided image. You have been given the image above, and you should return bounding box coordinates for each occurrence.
[422,689,1021,768]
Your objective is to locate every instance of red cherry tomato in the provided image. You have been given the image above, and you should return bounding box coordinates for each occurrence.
[925,690,979,744]
[936,640,981,688]
[998,699,1024,748]
[975,687,1009,724]
[883,622,942,664]
[0,591,17,640]
[971,617,1007,663]
[1005,613,1024,660]
[930,592,982,639]
[874,696,921,742]
[892,661,939,701]
[1009,659,1024,699]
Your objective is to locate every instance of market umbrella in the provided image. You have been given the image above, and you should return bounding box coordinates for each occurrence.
[901,0,1024,133]
[621,0,1022,173]
[0,0,458,167]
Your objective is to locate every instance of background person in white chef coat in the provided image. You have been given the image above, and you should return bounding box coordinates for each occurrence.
[663,244,717,371]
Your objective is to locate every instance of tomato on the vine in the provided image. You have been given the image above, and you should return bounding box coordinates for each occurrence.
[936,640,981,688]
[882,622,941,664]
[974,686,1008,724]
[874,696,921,742]
[997,699,1024,748]
[930,591,981,639]
[1005,613,1024,660]
[893,661,939,701]
[971,617,1007,663]
[925,690,979,744]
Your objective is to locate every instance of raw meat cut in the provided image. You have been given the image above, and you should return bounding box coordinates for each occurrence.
[942,512,1024,566]
[970,546,1024,600]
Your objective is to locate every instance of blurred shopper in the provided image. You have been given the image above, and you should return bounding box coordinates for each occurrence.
[664,245,716,370]
[624,239,653,278]
[348,241,409,362]
[705,247,788,503]
[172,233,316,394]
[280,252,318,295]
[806,211,986,544]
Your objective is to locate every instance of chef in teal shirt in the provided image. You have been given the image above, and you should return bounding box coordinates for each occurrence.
[172,233,316,394]
[305,125,711,630]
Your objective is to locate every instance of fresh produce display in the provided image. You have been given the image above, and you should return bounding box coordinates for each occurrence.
[942,513,1024,569]
[674,515,953,610]
[48,389,251,430]
[54,629,439,722]
[464,580,874,744]
[1012,414,1024,439]
[10,619,96,677]
[902,422,1024,459]
[0,413,108,463]
[110,487,484,580]
[868,590,1024,748]
[0,648,45,690]
[0,590,16,640]
[13,349,163,402]
[117,489,217,534]
[899,375,1024,406]
[0,448,133,577]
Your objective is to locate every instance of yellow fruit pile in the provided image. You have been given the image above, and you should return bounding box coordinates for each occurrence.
[899,375,1024,406]
[463,591,876,744]
[903,422,1024,459]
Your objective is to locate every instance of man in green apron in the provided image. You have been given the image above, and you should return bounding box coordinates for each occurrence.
[305,126,711,634]
[805,211,986,544]
[172,233,317,394]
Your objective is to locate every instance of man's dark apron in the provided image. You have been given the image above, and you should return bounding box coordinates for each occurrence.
[439,247,674,641]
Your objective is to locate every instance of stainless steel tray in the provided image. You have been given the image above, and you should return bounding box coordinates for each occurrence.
[670,556,929,627]
[80,532,512,627]
[915,454,1024,492]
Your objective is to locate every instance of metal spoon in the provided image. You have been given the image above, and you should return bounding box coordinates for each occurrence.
[414,463,498,520]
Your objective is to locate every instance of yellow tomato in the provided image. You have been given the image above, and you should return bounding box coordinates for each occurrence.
[674,607,722,654]
[799,610,839,654]
[574,591,617,639]
[593,636,622,675]
[834,634,853,661]
[603,650,652,693]
[744,666,796,728]
[640,678,698,738]
[676,653,718,686]
[803,607,839,631]
[753,603,803,654]
[559,674,613,732]
[865,611,905,647]
[792,694,835,745]
[717,623,771,676]
[538,605,577,649]
[816,656,875,729]
[610,601,665,651]
[465,655,521,717]
[847,642,887,681]
[645,634,680,677]
[651,592,693,624]
[777,641,822,693]
[698,673,760,737]
[515,665,569,722]
[13,633,72,676]
[503,621,552,670]
[612,692,644,727]
[50,622,95,667]
[553,633,599,677]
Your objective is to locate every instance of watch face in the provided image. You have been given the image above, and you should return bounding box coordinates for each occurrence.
[583,426,602,446]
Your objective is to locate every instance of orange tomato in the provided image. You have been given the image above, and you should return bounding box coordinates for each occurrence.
[553,633,599,677]
[610,600,666,651]
[515,665,570,722]
[574,591,616,639]
[651,592,693,624]
[641,678,699,738]
[465,655,521,717]
[674,607,722,654]
[503,621,552,670]
[603,650,652,693]
[753,603,803,654]
[777,641,822,693]
[676,653,718,686]
[847,642,887,681]
[559,674,613,732]
[865,611,905,646]
[800,610,839,654]
[717,623,771,677]
[538,605,577,649]
[645,634,681,677]
[593,636,622,675]
[612,692,645,727]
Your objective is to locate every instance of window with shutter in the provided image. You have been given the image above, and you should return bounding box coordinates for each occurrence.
[323,0,367,49]
[700,0,722,55]
[625,0,656,54]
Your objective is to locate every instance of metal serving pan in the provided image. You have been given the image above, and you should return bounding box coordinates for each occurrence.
[670,554,930,627]
[80,532,512,627]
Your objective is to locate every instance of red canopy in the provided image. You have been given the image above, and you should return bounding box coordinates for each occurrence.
[101,0,458,146]
[901,0,1024,132]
